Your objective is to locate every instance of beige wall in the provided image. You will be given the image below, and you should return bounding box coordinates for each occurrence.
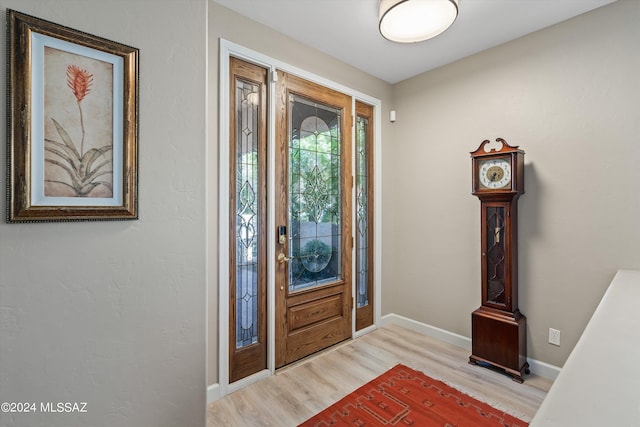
[208,0,640,387]
[387,0,640,368]
[206,2,394,386]
[0,1,207,426]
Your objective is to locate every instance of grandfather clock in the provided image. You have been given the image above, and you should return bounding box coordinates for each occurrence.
[469,138,529,383]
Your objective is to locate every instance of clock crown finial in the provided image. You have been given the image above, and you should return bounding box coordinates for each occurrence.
[471,138,520,157]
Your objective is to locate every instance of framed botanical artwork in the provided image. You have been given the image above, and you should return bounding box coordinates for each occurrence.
[6,9,139,222]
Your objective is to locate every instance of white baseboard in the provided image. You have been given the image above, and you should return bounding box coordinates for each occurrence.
[381,313,561,381]
[381,313,472,350]
[527,358,561,381]
[207,369,272,404]
[207,383,220,404]
[207,313,561,404]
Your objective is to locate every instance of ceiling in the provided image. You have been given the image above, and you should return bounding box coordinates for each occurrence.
[213,0,617,84]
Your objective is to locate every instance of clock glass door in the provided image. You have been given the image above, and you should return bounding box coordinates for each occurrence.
[483,204,507,308]
[274,71,352,367]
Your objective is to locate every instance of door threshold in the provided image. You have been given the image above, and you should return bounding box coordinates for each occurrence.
[275,337,353,375]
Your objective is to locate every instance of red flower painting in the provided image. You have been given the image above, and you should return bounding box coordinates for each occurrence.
[67,64,93,102]
[45,64,113,197]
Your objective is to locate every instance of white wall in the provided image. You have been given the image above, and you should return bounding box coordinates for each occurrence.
[386,0,640,368]
[0,1,207,426]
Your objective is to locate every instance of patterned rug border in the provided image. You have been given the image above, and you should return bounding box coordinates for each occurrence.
[397,363,531,422]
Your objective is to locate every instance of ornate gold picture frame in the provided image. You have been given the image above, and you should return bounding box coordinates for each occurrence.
[6,9,139,222]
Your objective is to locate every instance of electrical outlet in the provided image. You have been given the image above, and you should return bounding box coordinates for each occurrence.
[549,328,561,346]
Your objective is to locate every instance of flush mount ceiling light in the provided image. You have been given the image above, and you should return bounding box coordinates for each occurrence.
[379,0,458,43]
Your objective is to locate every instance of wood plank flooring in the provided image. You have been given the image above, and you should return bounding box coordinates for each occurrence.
[207,324,552,426]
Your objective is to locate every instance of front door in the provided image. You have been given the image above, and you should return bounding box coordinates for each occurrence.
[274,71,353,367]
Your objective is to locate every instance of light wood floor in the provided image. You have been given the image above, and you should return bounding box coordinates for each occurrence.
[207,324,553,426]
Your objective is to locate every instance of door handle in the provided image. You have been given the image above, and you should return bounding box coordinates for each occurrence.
[277,253,290,263]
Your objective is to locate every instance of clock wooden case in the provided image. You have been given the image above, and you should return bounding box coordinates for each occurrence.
[469,138,529,383]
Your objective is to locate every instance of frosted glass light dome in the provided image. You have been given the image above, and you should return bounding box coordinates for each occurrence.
[379,0,458,43]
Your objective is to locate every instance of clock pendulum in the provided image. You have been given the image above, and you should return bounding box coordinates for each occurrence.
[469,138,529,383]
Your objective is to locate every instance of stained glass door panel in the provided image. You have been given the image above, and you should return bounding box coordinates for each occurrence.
[288,95,342,292]
[355,101,374,331]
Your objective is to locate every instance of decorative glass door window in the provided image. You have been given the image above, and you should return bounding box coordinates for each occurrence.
[356,115,370,309]
[288,95,342,291]
[235,78,260,347]
[355,101,374,331]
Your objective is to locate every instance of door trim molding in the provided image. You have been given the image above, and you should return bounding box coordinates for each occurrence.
[216,38,382,397]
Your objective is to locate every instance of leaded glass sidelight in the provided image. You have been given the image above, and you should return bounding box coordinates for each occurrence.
[486,206,506,305]
[235,79,260,348]
[288,95,342,291]
[356,116,370,308]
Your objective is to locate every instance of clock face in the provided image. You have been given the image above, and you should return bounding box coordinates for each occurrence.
[479,158,511,190]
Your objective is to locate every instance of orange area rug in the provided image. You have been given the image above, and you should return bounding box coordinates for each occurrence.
[299,364,527,426]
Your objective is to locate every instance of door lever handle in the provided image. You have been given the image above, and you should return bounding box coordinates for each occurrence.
[277,253,291,263]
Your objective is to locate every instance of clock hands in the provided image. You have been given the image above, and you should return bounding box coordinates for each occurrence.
[485,165,505,184]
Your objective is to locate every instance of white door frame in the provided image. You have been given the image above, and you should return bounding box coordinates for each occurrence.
[216,39,382,398]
